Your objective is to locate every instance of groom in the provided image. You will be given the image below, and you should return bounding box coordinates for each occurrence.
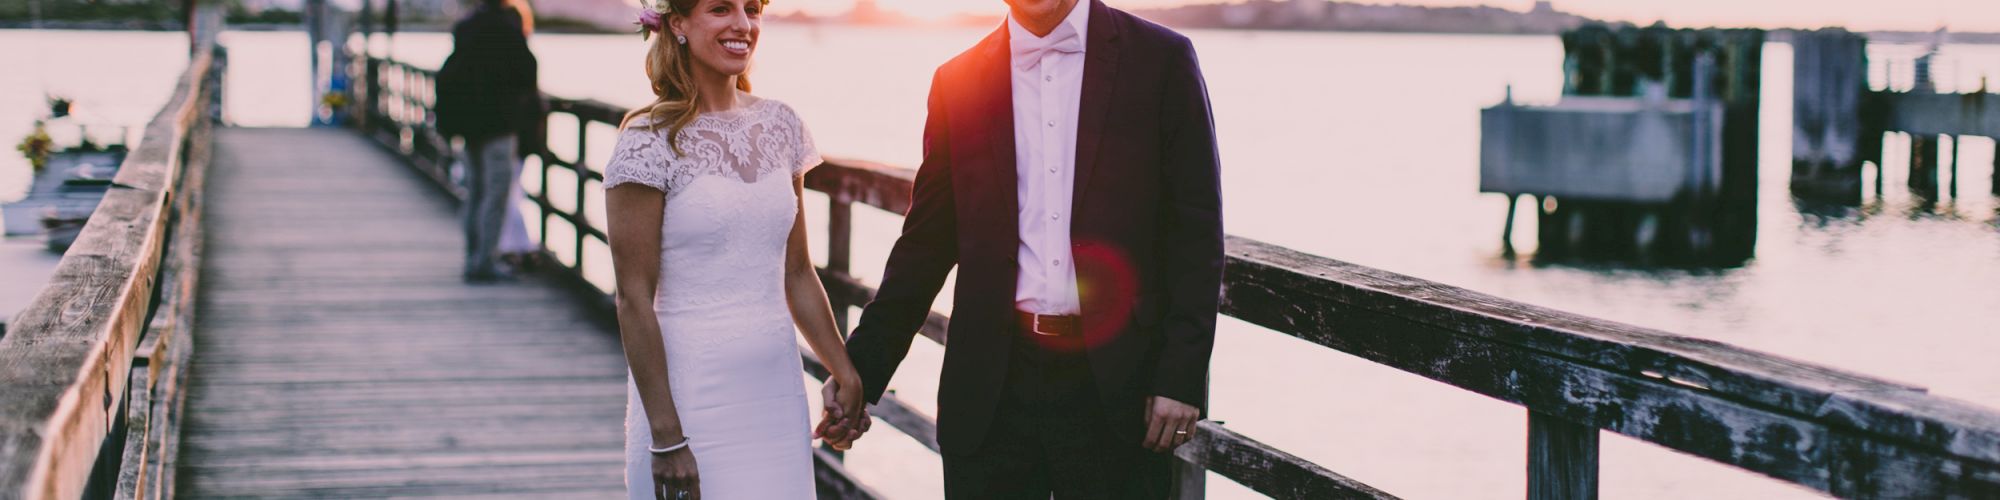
[833,0,1223,496]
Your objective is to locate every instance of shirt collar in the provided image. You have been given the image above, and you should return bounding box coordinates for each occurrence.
[1006,1,1091,53]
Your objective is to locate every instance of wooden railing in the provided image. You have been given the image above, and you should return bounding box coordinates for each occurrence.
[351,56,2000,499]
[0,30,226,500]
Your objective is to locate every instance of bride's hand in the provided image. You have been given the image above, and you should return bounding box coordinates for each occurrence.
[651,444,699,500]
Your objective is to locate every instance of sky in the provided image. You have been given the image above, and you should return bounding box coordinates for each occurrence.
[770,0,2000,33]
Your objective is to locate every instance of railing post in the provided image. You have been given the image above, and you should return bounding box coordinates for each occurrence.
[573,119,588,274]
[826,196,852,335]
[1528,411,1599,500]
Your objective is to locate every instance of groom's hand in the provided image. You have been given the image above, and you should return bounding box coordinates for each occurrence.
[814,406,871,450]
[815,379,871,449]
[1143,396,1200,453]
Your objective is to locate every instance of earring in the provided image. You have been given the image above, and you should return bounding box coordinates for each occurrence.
[675,34,687,45]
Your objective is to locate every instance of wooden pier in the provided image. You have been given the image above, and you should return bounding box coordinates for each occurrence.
[177,127,628,497]
[1792,28,2000,203]
[4,12,2000,500]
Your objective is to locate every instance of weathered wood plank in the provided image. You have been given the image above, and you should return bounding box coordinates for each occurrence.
[176,127,634,497]
[819,269,947,345]
[1221,240,2000,497]
[1528,411,1599,500]
[0,45,218,500]
[812,446,886,500]
[1175,421,1395,500]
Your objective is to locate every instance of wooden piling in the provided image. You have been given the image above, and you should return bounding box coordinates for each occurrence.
[1909,134,1940,197]
[1790,29,1869,205]
[1501,194,1519,256]
[1947,135,1959,198]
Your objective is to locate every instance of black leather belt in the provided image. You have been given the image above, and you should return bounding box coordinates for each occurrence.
[1016,311,1081,337]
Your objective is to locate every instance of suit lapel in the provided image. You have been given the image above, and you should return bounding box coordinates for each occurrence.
[978,27,1021,264]
[1072,0,1122,217]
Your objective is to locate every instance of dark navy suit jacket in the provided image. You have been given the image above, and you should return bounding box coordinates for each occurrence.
[845,0,1224,454]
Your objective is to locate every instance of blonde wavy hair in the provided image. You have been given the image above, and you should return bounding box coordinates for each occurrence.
[623,0,770,155]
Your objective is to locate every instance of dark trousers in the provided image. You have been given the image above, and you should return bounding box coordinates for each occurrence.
[942,327,1170,499]
[460,134,518,276]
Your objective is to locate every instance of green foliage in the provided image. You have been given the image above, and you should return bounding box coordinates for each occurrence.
[17,121,53,172]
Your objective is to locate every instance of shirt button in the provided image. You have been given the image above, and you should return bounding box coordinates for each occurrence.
[1046,121,1056,127]
[1044,75,1054,82]
[1050,213,1060,220]
[1054,259,1063,266]
[1048,167,1057,173]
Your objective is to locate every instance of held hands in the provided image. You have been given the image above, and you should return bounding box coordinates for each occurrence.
[1143,396,1201,453]
[650,439,699,500]
[814,377,872,450]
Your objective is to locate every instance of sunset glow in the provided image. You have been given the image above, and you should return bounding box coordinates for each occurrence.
[772,0,2000,32]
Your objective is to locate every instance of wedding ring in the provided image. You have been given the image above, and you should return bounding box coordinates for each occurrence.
[1174,430,1189,435]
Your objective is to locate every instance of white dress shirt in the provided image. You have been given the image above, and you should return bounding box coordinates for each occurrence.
[1007,4,1090,316]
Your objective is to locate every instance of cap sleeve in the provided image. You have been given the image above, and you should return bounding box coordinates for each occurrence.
[602,119,670,193]
[781,103,823,178]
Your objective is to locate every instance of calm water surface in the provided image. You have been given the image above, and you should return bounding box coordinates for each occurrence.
[6,26,1999,499]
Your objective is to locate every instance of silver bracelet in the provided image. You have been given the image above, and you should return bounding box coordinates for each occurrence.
[648,437,690,455]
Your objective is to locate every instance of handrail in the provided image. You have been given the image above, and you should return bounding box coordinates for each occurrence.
[351,56,2000,499]
[0,25,226,500]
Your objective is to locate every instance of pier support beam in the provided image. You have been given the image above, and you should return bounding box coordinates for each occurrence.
[1791,29,1869,205]
[1949,135,1959,198]
[1910,134,1941,198]
[1528,411,1599,500]
[1501,194,1520,257]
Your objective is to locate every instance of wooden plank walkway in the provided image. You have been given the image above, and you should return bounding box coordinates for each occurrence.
[177,128,628,497]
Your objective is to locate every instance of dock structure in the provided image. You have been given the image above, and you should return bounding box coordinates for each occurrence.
[1791,29,1875,204]
[1793,29,2000,202]
[1482,24,1763,266]
[5,10,2000,500]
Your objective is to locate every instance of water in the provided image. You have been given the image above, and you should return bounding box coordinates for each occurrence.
[7,26,2000,499]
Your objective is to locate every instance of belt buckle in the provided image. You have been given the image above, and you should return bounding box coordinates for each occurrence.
[1032,315,1059,337]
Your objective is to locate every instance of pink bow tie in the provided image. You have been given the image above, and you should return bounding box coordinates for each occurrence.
[1011,22,1084,72]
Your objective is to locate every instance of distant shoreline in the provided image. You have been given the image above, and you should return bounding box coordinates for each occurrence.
[5,20,1998,45]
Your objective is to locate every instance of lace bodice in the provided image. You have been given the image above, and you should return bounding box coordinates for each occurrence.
[602,97,820,196]
[601,96,821,315]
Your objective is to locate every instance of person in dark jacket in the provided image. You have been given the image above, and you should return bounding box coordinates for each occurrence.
[831,0,1224,496]
[435,0,539,282]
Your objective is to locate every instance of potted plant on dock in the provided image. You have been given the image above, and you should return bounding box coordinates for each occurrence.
[15,121,53,172]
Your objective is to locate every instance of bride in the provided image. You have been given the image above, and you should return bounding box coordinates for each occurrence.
[601,0,868,498]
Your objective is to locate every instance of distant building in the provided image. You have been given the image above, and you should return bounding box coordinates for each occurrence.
[1136,0,1605,35]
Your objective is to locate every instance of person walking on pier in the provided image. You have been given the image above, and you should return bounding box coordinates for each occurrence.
[835,0,1226,497]
[435,0,539,282]
[600,1,867,499]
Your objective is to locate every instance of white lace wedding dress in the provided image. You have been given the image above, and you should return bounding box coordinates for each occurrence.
[601,94,819,499]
